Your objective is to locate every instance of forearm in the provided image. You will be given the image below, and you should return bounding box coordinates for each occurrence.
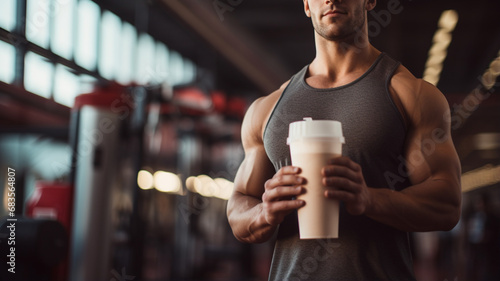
[227,192,276,243]
[365,179,461,232]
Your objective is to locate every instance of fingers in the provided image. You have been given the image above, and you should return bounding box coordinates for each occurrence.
[263,166,306,202]
[325,189,366,215]
[322,176,361,194]
[261,166,306,226]
[262,191,305,226]
[322,166,362,195]
[328,156,362,172]
[322,156,364,193]
[324,189,356,202]
[280,165,302,175]
[322,165,361,184]
[264,166,305,192]
[262,185,304,202]
[320,157,370,216]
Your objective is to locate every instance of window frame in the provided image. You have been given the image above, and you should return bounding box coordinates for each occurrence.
[0,0,197,108]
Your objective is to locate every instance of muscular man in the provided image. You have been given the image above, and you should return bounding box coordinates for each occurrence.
[227,0,462,280]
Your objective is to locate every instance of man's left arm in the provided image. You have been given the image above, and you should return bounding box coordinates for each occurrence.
[322,80,462,232]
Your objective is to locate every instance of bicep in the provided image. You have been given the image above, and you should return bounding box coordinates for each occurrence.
[402,81,461,200]
[401,130,462,215]
[233,98,275,199]
[233,145,274,199]
[404,126,461,187]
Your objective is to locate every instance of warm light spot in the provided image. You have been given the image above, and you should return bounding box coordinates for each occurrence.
[137,170,154,190]
[154,171,181,193]
[423,10,459,86]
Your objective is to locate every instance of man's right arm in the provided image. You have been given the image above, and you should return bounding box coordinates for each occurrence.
[227,93,306,244]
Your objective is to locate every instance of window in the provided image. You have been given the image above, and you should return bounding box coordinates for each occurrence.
[116,22,137,84]
[75,0,100,70]
[26,0,51,49]
[0,41,16,84]
[51,0,76,60]
[79,75,98,94]
[183,58,196,85]
[154,42,170,84]
[5,0,198,105]
[99,10,122,80]
[0,0,16,32]
[136,33,156,84]
[54,64,79,107]
[169,51,184,86]
[24,51,54,98]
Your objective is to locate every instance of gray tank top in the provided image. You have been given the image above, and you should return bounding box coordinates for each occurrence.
[263,53,416,281]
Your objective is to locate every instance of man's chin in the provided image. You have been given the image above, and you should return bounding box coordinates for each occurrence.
[315,29,352,42]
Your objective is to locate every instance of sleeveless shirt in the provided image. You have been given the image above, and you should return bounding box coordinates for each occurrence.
[263,53,416,281]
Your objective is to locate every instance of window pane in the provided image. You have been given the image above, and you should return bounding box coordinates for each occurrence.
[26,0,51,48]
[51,0,76,59]
[54,64,79,107]
[136,33,155,84]
[99,10,121,80]
[0,0,16,31]
[116,22,136,84]
[79,74,98,94]
[24,51,53,98]
[169,51,184,86]
[183,58,196,85]
[0,41,16,83]
[154,42,169,84]
[75,0,100,70]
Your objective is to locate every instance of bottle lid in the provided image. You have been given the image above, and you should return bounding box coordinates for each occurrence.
[287,117,345,145]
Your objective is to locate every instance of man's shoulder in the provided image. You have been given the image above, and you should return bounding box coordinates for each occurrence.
[391,64,443,99]
[391,65,420,93]
[263,80,291,103]
[390,64,449,125]
[248,80,291,116]
[242,80,291,143]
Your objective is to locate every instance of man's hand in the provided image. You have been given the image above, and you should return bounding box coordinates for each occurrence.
[322,156,373,216]
[262,166,306,226]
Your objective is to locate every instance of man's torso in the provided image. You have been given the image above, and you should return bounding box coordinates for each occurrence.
[262,53,416,281]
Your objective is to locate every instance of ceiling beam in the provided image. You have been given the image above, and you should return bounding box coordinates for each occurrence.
[158,0,290,94]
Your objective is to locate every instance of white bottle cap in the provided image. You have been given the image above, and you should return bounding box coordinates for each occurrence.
[287,117,345,145]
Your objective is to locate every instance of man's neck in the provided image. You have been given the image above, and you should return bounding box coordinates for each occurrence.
[309,32,380,83]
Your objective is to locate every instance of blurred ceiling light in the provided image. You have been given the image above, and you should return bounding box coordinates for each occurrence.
[154,171,181,193]
[137,170,154,190]
[457,49,500,118]
[490,55,500,76]
[481,50,500,90]
[185,176,198,193]
[473,133,500,150]
[438,10,459,30]
[186,174,235,200]
[462,164,500,192]
[195,175,219,197]
[213,178,234,200]
[423,10,458,86]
